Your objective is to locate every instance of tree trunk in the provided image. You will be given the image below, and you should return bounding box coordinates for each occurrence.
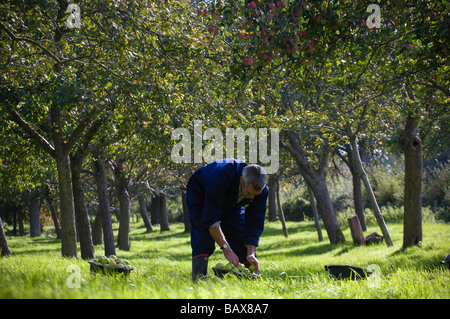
[267,175,278,221]
[117,185,131,250]
[399,116,423,247]
[54,145,78,257]
[159,193,170,232]
[350,133,393,247]
[309,174,346,244]
[29,198,41,238]
[351,167,366,230]
[93,156,116,257]
[17,205,24,236]
[348,214,366,246]
[92,212,103,246]
[275,177,288,238]
[46,197,61,239]
[114,160,131,251]
[12,205,17,236]
[181,191,190,233]
[283,131,345,244]
[150,194,161,225]
[71,154,95,259]
[0,217,12,257]
[139,194,153,232]
[307,185,323,242]
[344,144,366,231]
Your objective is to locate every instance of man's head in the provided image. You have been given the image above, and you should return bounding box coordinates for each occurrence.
[240,164,267,199]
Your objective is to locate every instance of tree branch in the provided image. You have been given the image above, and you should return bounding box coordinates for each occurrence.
[411,80,450,97]
[65,106,101,151]
[0,22,62,64]
[5,105,56,158]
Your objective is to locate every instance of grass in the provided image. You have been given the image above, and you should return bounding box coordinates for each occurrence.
[0,219,449,299]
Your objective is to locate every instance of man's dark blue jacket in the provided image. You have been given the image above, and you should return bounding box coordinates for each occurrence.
[186,159,268,258]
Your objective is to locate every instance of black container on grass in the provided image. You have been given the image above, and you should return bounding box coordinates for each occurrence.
[325,265,371,280]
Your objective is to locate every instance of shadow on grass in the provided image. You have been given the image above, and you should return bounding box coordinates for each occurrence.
[260,221,362,259]
[131,228,190,242]
[261,241,359,260]
[262,221,321,237]
[7,235,62,256]
[387,245,449,271]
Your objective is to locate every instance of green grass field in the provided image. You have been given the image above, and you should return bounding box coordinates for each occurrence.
[1,220,449,299]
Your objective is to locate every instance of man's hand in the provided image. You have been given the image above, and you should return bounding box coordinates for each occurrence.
[209,225,239,266]
[223,246,239,266]
[246,245,260,274]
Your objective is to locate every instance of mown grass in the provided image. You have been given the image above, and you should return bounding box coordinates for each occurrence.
[0,219,449,299]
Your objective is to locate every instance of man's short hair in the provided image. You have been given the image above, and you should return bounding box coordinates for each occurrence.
[242,164,267,191]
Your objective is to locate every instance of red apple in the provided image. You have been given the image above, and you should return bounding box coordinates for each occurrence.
[249,2,256,9]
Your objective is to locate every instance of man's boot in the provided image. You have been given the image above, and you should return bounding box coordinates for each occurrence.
[192,255,208,281]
